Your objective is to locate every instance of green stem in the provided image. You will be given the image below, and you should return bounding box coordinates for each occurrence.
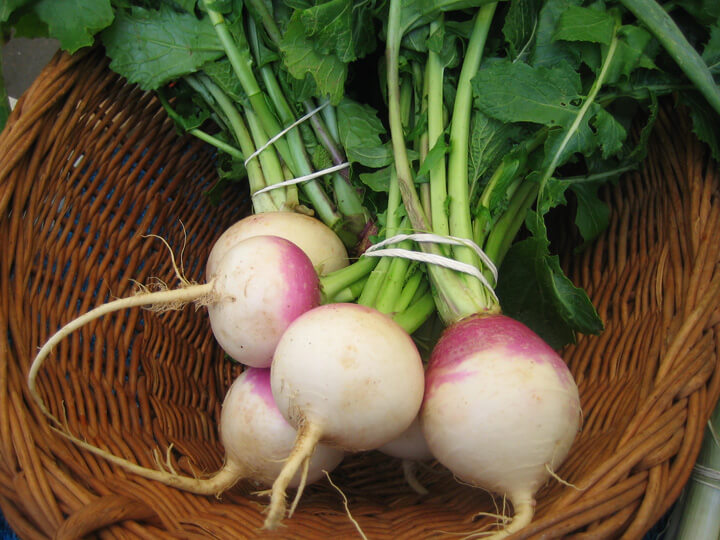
[427,18,449,238]
[386,1,430,234]
[188,129,245,160]
[356,256,392,307]
[374,249,413,314]
[246,0,283,46]
[386,0,490,324]
[484,180,539,266]
[244,108,289,209]
[319,257,378,303]
[392,293,436,334]
[190,75,277,211]
[394,271,427,313]
[326,276,369,303]
[447,4,496,282]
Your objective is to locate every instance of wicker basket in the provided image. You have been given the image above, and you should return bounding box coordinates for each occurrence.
[1,48,719,539]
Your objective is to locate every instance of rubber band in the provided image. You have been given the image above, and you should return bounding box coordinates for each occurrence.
[364,233,499,303]
[244,100,330,167]
[367,233,498,284]
[692,463,720,490]
[251,162,351,197]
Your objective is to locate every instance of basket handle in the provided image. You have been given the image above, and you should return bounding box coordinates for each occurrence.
[54,494,158,540]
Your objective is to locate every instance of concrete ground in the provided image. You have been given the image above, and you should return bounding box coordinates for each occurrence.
[2,37,59,106]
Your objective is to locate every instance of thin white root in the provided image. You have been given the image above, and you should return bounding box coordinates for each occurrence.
[288,457,310,518]
[49,425,243,495]
[402,459,429,495]
[142,225,192,288]
[324,471,368,540]
[28,283,214,425]
[481,497,534,540]
[263,422,322,530]
[545,463,584,490]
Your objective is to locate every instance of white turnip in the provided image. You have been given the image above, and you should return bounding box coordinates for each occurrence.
[421,315,582,538]
[206,235,320,366]
[265,303,425,529]
[206,212,348,277]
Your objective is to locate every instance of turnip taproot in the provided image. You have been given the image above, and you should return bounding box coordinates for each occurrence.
[378,416,434,495]
[264,302,425,529]
[28,367,343,497]
[422,315,581,537]
[206,212,348,277]
[29,234,321,412]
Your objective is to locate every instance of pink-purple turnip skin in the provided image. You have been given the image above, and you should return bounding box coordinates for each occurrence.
[207,235,320,367]
[220,368,344,488]
[421,315,581,535]
[206,212,348,277]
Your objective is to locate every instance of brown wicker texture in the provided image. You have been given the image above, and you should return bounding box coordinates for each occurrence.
[1,49,719,540]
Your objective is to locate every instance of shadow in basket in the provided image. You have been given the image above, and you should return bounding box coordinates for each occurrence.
[0,47,718,539]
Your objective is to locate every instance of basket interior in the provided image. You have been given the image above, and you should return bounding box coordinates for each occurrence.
[1,50,720,539]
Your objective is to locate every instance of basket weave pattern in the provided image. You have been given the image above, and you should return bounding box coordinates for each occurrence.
[1,50,719,539]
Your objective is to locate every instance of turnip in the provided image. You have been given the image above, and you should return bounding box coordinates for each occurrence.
[264,302,425,529]
[28,367,344,498]
[206,212,349,277]
[422,315,581,537]
[380,2,586,535]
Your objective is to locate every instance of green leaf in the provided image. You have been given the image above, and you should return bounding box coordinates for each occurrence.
[468,111,522,185]
[0,0,32,22]
[156,84,211,132]
[683,90,720,162]
[34,0,113,53]
[416,134,449,182]
[280,9,347,103]
[702,25,720,75]
[593,107,627,159]
[496,238,577,349]
[502,0,542,60]
[604,25,658,84]
[359,165,392,193]
[571,182,610,244]
[473,60,582,127]
[531,0,582,68]
[201,58,247,104]
[400,0,493,33]
[337,98,393,168]
[673,0,720,26]
[6,9,48,38]
[101,6,224,90]
[552,5,615,45]
[497,213,604,348]
[297,0,376,62]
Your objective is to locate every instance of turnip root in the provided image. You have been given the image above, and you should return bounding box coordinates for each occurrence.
[27,367,343,498]
[265,303,425,529]
[206,212,348,277]
[378,416,434,495]
[421,315,582,538]
[29,234,321,416]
